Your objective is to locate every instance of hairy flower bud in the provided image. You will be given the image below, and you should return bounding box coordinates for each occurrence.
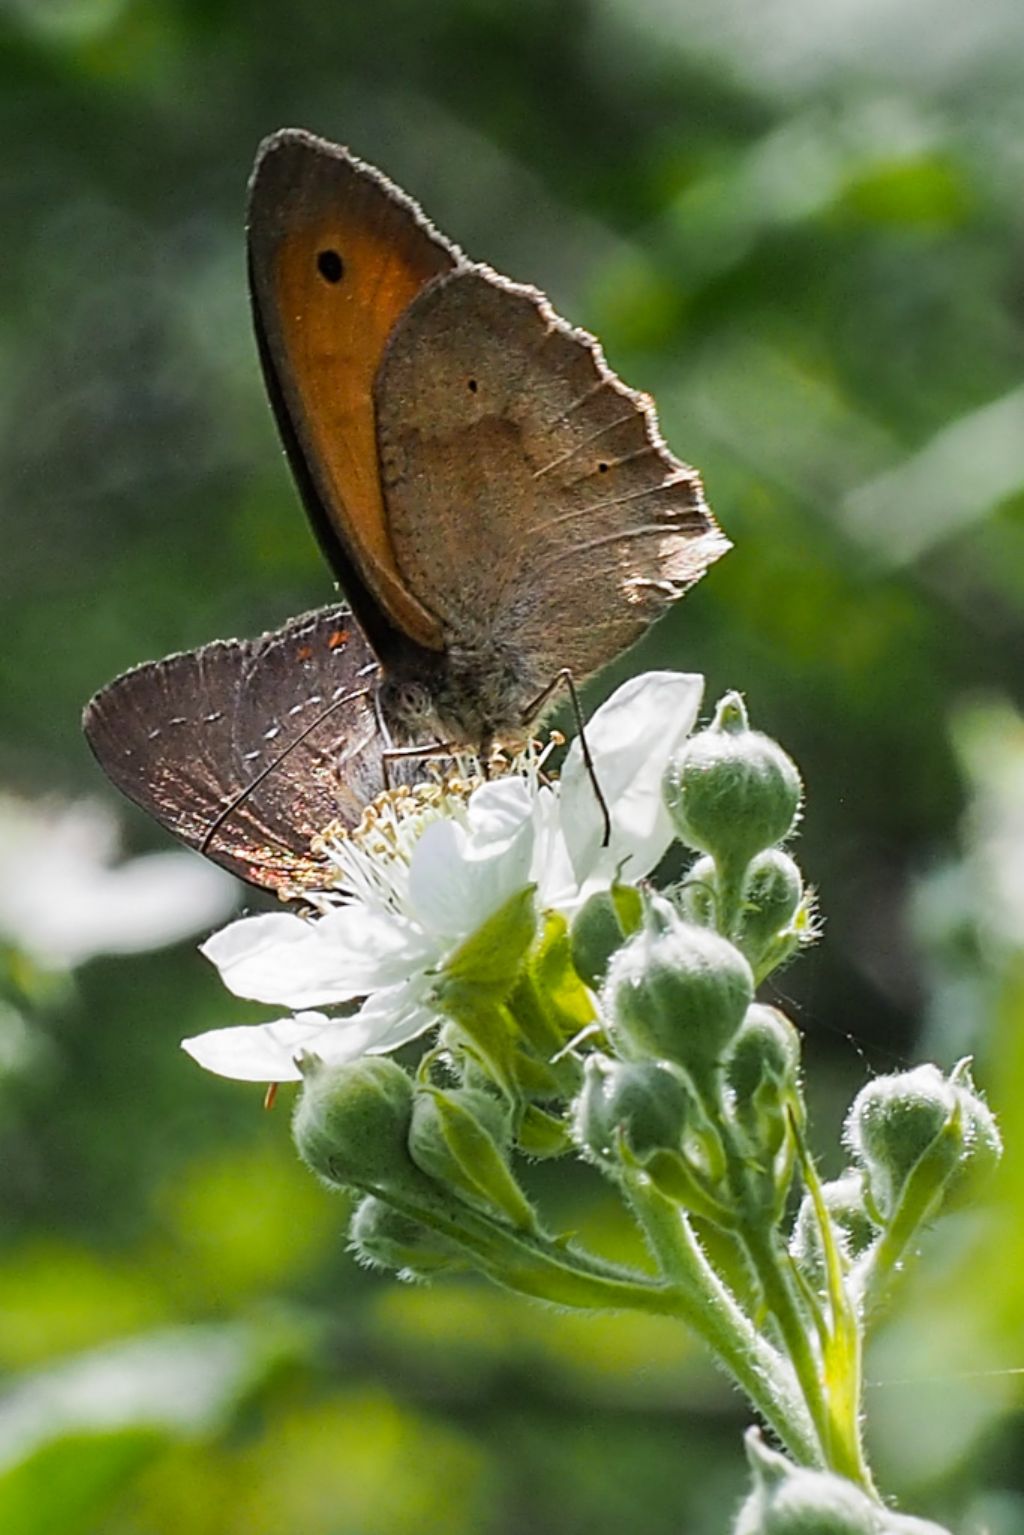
[739,850,804,959]
[349,1195,466,1278]
[570,886,644,990]
[726,1004,801,1157]
[844,1062,1000,1220]
[790,1170,878,1286]
[292,1054,420,1196]
[733,1430,951,1534]
[677,855,719,927]
[664,693,802,872]
[603,899,754,1080]
[408,1086,535,1229]
[728,1004,801,1104]
[574,1054,691,1164]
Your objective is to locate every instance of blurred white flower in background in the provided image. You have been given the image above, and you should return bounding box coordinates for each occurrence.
[0,793,238,971]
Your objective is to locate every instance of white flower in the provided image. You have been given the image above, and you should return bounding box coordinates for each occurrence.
[0,794,238,971]
[183,671,704,1083]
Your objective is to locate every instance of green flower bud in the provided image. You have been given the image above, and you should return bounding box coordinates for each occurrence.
[844,1062,1000,1220]
[726,1004,801,1157]
[573,1054,691,1164]
[944,1066,1002,1210]
[603,899,754,1079]
[845,1066,952,1218]
[570,885,643,990]
[733,1430,951,1534]
[408,1086,535,1230]
[348,1195,466,1278]
[677,855,719,928]
[739,850,803,960]
[727,1004,801,1104]
[790,1170,878,1287]
[292,1054,420,1195]
[664,693,802,871]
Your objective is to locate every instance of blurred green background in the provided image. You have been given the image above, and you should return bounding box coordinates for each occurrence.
[2,0,1024,1530]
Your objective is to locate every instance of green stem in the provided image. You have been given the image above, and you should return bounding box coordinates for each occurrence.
[383,1175,820,1464]
[793,1123,874,1491]
[740,1221,833,1469]
[379,1182,682,1310]
[715,853,749,943]
[623,1172,822,1466]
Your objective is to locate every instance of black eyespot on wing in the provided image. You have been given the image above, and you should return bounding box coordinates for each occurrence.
[317,249,344,283]
[467,378,478,393]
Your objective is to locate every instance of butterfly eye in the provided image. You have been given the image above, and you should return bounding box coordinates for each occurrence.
[317,249,344,283]
[396,681,432,718]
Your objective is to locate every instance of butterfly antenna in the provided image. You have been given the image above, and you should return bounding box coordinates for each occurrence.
[199,685,373,857]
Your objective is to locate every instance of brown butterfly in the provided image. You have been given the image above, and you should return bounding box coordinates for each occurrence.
[83,129,729,893]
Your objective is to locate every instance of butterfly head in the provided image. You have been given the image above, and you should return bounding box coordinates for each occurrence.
[377,642,536,755]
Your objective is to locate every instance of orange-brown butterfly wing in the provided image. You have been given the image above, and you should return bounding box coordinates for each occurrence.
[247,129,457,657]
[375,267,730,722]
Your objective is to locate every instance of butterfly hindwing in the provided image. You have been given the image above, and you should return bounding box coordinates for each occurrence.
[374,266,730,715]
[83,608,384,892]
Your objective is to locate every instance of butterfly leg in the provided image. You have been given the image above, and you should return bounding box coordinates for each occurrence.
[519,668,611,848]
[380,740,456,791]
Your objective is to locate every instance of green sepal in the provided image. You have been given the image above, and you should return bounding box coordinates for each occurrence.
[292,1054,426,1199]
[516,1103,573,1158]
[441,998,524,1101]
[625,1141,736,1228]
[439,886,538,1004]
[409,1086,538,1232]
[512,912,596,1055]
[880,1100,964,1249]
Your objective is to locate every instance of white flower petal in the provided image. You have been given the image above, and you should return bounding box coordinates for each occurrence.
[408,781,535,940]
[347,979,440,1057]
[530,784,580,910]
[182,977,441,1083]
[181,1011,334,1081]
[560,672,704,886]
[201,906,434,1007]
[465,777,534,842]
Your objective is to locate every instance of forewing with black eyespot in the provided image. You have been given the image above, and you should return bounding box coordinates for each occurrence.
[82,608,385,892]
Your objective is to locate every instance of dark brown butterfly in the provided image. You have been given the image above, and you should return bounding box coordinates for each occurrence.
[83,129,728,893]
